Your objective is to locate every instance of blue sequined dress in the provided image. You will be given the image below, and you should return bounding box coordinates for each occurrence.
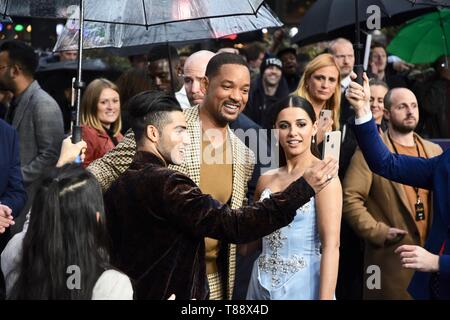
[246,188,321,300]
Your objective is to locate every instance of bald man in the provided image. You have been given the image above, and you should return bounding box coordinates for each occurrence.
[179,50,216,108]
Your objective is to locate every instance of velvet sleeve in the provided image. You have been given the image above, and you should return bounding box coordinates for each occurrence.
[160,170,315,243]
[354,118,438,190]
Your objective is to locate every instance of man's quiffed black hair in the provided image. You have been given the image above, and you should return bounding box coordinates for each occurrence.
[127,90,182,143]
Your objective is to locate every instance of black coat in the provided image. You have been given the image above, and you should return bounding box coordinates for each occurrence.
[244,76,290,128]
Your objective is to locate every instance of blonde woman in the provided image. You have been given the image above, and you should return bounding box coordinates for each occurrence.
[295,53,341,144]
[81,78,123,167]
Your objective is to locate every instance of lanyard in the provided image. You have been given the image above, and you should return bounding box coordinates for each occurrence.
[387,132,426,222]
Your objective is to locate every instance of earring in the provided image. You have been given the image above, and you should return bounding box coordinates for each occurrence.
[312,136,315,144]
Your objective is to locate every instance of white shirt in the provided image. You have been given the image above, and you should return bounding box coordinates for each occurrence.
[355,111,373,125]
[175,86,192,110]
[92,270,134,300]
[341,75,352,92]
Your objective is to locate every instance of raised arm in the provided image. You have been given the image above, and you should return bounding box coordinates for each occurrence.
[0,128,27,217]
[87,130,137,192]
[161,158,338,243]
[346,73,437,190]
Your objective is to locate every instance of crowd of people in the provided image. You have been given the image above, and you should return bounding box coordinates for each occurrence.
[0,29,449,301]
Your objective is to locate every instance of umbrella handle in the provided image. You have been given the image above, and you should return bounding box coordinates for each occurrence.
[354,64,364,86]
[71,125,83,164]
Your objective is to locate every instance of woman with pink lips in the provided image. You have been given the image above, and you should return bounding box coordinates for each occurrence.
[295,53,341,145]
[80,78,123,168]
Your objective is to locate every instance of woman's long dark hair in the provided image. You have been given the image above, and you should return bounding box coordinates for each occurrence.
[268,95,320,167]
[10,164,110,300]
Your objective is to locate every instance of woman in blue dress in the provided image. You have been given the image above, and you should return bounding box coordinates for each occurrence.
[246,95,342,300]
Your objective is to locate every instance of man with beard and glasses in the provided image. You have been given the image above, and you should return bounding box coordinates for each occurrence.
[343,87,442,299]
[346,75,450,300]
[0,40,64,228]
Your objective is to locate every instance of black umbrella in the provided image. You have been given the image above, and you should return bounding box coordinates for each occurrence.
[409,0,450,8]
[292,0,436,46]
[37,58,110,73]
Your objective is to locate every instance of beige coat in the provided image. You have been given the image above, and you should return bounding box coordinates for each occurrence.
[342,132,442,299]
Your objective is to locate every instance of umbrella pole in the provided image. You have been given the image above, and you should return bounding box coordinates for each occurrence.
[354,0,364,85]
[164,21,176,96]
[72,0,85,147]
[167,41,175,95]
[439,10,450,68]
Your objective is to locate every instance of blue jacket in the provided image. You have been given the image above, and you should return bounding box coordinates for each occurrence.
[354,118,450,299]
[0,119,27,217]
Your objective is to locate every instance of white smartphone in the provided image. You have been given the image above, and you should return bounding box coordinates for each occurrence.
[319,109,332,124]
[322,131,342,161]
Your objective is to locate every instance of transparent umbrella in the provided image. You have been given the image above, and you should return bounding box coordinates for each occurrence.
[0,0,269,143]
[54,3,281,95]
[54,4,281,51]
[1,0,266,26]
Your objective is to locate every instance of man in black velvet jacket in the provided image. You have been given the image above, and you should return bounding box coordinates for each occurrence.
[103,91,338,300]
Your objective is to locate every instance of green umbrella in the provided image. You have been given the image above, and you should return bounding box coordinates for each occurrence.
[387,9,450,64]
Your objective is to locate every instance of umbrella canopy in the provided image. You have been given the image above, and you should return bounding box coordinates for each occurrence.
[37,58,110,73]
[409,0,450,8]
[0,0,271,142]
[292,0,436,46]
[0,0,265,26]
[54,3,282,54]
[387,9,450,64]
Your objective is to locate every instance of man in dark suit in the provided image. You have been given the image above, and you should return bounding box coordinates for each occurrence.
[0,40,64,228]
[0,118,26,298]
[347,72,450,300]
[0,118,26,234]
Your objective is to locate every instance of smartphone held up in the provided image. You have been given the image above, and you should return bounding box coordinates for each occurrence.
[322,131,341,161]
